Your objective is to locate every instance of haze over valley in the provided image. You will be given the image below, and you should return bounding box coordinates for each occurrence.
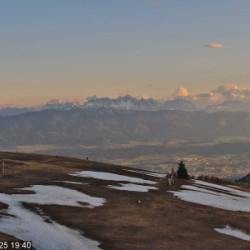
[1,93,250,178]
[1,84,250,179]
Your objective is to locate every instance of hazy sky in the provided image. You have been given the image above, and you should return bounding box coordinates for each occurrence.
[1,0,250,106]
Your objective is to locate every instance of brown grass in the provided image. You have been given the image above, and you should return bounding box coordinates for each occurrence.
[0,152,249,250]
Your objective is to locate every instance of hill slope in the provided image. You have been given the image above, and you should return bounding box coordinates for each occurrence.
[0,152,249,249]
[239,173,250,184]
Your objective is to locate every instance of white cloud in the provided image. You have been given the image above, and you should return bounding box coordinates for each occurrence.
[171,87,189,98]
[203,43,230,49]
[141,94,150,99]
[171,84,250,111]
[211,84,250,101]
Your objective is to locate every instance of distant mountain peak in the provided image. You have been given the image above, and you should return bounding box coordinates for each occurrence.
[1,92,250,117]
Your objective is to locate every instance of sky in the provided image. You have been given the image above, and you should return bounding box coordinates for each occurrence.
[1,0,250,106]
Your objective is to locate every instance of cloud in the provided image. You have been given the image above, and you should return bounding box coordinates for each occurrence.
[172,87,189,98]
[211,84,250,100]
[171,84,250,110]
[193,84,250,103]
[141,94,150,99]
[203,43,230,49]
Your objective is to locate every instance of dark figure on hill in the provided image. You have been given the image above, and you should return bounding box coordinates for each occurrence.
[171,168,177,184]
[166,172,171,186]
[177,160,188,179]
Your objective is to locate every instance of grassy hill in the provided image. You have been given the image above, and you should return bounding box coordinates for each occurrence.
[0,152,249,249]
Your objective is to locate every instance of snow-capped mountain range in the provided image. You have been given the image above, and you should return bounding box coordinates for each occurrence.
[1,84,250,116]
[0,95,196,116]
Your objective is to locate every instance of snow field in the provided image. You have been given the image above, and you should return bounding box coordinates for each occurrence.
[0,185,105,249]
[0,169,160,249]
[214,225,250,241]
[108,183,158,192]
[125,169,166,178]
[169,180,250,212]
[70,171,156,184]
[53,180,86,185]
[19,185,105,208]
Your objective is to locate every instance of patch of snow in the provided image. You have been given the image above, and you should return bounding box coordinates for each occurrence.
[124,169,145,174]
[18,185,105,208]
[181,185,221,196]
[70,171,156,184]
[169,181,250,212]
[108,183,158,192]
[144,172,166,178]
[125,169,166,178]
[0,185,103,249]
[194,180,250,198]
[53,181,86,185]
[214,225,250,241]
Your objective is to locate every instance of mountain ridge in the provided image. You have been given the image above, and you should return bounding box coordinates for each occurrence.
[1,94,250,116]
[1,108,250,147]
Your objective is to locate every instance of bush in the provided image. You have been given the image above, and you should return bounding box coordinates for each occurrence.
[177,160,188,179]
